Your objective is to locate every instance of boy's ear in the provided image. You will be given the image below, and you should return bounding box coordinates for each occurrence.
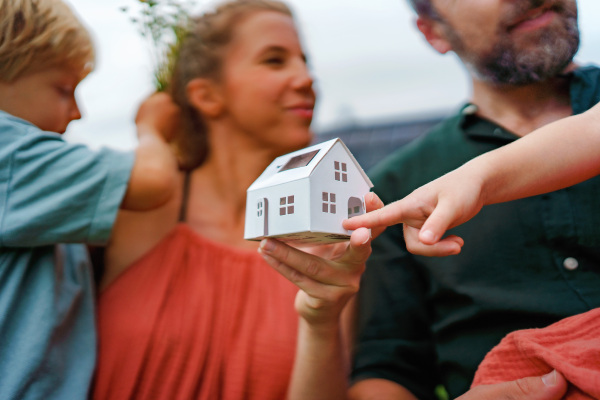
[186,78,224,118]
[416,16,452,55]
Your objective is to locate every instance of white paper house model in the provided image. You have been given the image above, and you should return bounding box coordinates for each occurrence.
[244,138,373,245]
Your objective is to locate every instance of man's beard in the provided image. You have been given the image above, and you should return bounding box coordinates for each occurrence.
[445,0,580,86]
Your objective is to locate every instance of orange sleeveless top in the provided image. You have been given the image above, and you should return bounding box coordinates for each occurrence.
[92,224,299,400]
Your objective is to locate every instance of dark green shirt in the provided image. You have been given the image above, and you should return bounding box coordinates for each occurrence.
[351,65,600,399]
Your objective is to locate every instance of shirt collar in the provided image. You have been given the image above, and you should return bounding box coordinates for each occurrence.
[457,66,587,144]
[458,103,519,144]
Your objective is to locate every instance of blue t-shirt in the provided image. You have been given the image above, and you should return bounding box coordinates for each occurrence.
[0,111,134,399]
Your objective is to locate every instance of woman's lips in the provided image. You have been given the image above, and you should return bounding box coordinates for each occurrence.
[288,105,314,119]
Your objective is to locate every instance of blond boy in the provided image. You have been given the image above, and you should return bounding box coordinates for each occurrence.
[0,0,178,398]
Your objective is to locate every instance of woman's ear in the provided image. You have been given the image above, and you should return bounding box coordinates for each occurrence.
[416,16,452,55]
[186,78,224,118]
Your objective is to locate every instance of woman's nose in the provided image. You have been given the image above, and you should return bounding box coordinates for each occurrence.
[292,61,314,91]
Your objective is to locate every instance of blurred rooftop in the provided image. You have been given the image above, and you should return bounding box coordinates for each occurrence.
[313,114,445,172]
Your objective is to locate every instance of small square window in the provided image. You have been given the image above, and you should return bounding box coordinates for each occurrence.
[354,206,360,213]
[280,197,286,205]
[322,192,328,201]
[330,193,336,202]
[257,202,262,209]
[288,206,294,214]
[348,208,352,214]
[280,208,286,216]
[322,203,328,213]
[335,172,340,181]
[334,161,340,169]
[342,163,347,172]
[342,174,348,182]
[330,204,336,214]
[288,195,294,203]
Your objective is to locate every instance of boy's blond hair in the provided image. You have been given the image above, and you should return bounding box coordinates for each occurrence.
[0,0,95,82]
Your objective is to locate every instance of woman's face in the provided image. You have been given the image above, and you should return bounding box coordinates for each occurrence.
[219,10,316,153]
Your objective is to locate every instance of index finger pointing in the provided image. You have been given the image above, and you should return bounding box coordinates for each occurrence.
[343,198,409,231]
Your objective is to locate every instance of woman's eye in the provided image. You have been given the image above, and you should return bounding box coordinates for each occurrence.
[264,57,284,66]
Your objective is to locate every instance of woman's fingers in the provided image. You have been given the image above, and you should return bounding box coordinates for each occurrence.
[259,239,356,286]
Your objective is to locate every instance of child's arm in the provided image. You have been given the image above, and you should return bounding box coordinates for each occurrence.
[0,93,179,247]
[121,92,179,211]
[343,102,600,256]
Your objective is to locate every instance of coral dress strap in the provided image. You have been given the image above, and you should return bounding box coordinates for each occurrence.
[178,170,192,223]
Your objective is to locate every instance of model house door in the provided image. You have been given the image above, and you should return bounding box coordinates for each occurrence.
[257,198,269,236]
[347,197,364,218]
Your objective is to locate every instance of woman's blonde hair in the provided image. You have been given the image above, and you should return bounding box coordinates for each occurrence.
[0,0,95,82]
[170,0,293,170]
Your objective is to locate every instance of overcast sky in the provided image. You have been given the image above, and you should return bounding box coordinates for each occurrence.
[65,0,600,150]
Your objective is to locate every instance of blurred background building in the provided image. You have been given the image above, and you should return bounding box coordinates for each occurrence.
[316,114,443,171]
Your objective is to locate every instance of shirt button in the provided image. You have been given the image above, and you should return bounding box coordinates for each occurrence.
[462,104,478,115]
[563,257,579,271]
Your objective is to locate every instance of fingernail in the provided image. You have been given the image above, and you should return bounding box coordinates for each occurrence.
[421,230,435,243]
[542,370,557,386]
[362,234,370,245]
[260,239,275,253]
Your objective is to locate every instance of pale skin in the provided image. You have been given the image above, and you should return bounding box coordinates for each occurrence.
[261,0,582,398]
[0,65,180,211]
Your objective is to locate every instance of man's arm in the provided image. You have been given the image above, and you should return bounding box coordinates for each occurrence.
[348,371,566,400]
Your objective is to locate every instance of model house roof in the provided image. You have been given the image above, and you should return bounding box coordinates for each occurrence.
[248,138,373,191]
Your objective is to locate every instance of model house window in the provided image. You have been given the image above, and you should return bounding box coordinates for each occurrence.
[334,161,348,182]
[257,200,263,217]
[322,192,337,214]
[280,195,295,215]
[279,150,320,172]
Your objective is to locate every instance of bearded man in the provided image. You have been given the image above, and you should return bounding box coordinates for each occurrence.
[350,0,600,399]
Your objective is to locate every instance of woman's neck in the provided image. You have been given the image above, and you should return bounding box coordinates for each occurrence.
[182,127,280,249]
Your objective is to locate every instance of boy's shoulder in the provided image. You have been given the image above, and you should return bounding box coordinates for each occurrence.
[0,110,39,134]
[0,110,65,161]
[0,109,59,140]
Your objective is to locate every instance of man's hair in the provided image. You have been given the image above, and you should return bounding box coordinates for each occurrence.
[405,0,439,19]
[0,0,95,82]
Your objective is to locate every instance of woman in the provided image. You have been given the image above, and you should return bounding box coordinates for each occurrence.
[91,1,373,399]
